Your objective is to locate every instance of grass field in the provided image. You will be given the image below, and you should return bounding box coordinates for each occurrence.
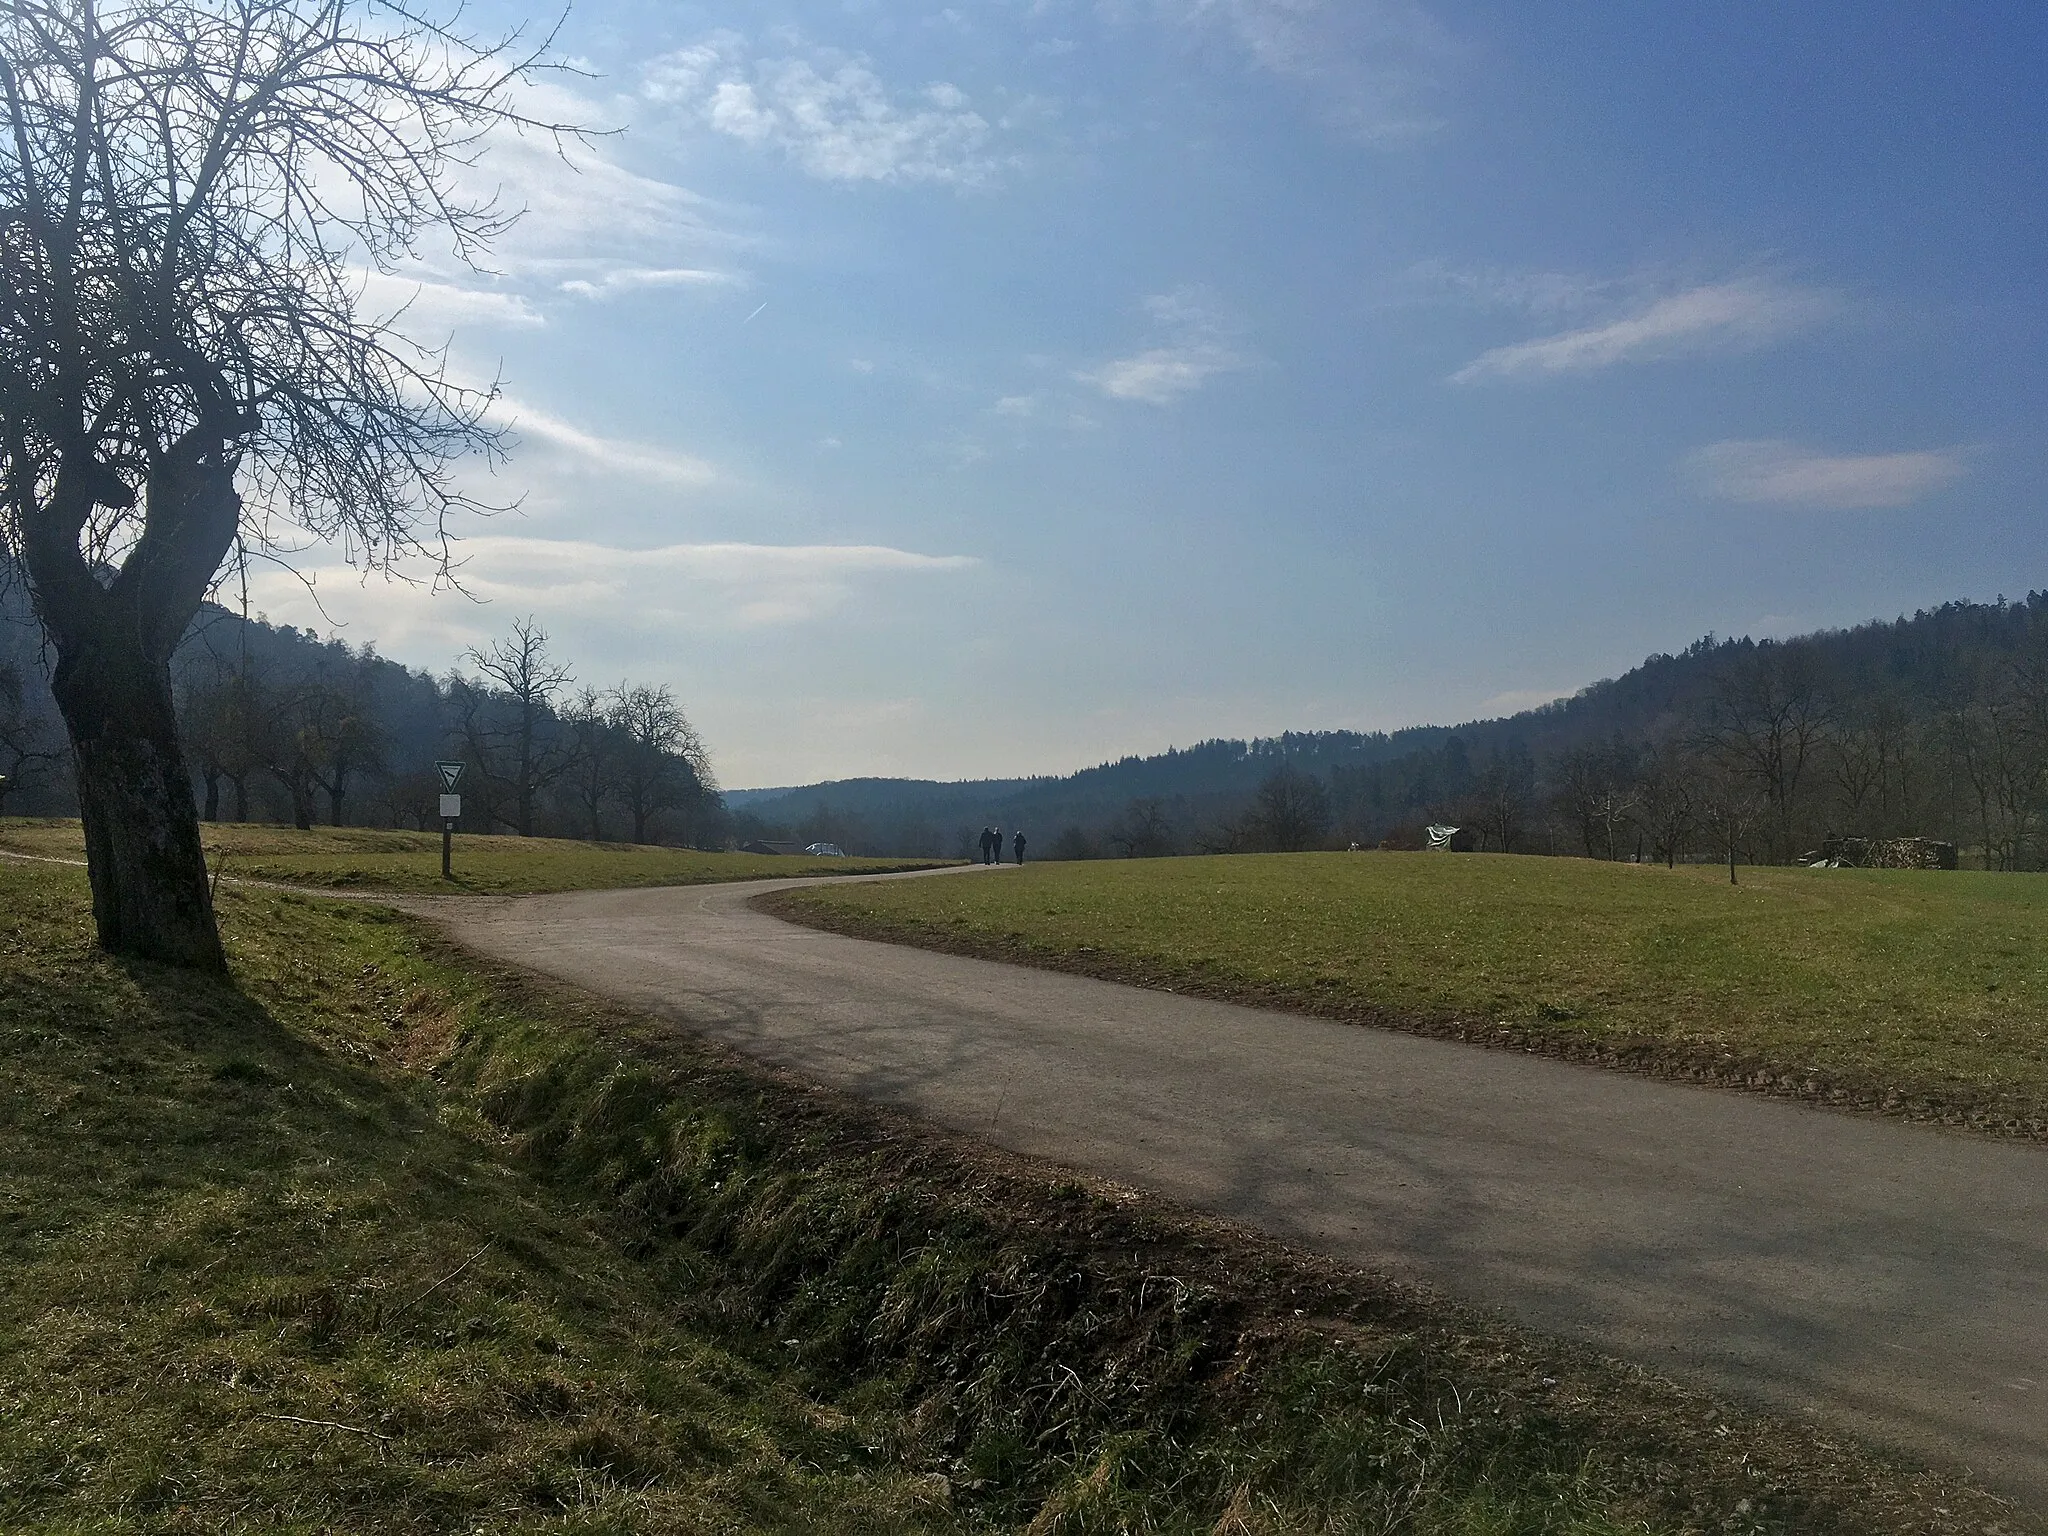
[0,861,2012,1532]
[766,852,2048,1133]
[0,817,944,894]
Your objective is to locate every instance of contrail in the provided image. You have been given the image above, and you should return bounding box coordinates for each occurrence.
[743,301,768,324]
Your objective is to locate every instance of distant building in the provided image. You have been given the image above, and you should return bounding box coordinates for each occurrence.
[739,839,807,856]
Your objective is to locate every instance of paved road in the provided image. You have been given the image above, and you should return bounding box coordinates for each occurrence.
[436,868,2048,1505]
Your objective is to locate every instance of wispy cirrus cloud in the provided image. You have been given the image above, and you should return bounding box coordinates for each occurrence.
[484,393,719,489]
[1078,286,1251,406]
[256,537,979,648]
[1684,439,1971,510]
[643,32,1002,187]
[1451,278,1839,383]
[558,266,739,300]
[354,269,546,333]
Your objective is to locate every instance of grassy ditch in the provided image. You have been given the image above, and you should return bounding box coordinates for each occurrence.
[0,817,944,893]
[761,852,2048,1137]
[0,861,2024,1534]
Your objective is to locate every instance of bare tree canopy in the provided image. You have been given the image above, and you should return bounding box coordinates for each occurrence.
[0,0,568,965]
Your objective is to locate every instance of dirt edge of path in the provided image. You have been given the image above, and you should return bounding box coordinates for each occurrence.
[754,890,2048,1146]
[416,914,2032,1535]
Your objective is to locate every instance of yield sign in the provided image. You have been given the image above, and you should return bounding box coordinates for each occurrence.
[435,760,466,793]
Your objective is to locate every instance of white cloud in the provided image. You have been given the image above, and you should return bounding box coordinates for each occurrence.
[558,266,739,300]
[343,75,751,346]
[1451,279,1839,383]
[1154,0,1450,143]
[645,32,1000,186]
[1684,440,1970,510]
[1077,285,1250,406]
[484,392,719,488]
[354,269,546,334]
[253,537,981,645]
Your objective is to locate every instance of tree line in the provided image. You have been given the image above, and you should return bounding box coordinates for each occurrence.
[1044,616,2048,873]
[734,594,2048,873]
[2,590,725,848]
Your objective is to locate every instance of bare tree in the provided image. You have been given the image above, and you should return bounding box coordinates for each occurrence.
[1699,764,1766,885]
[463,619,575,838]
[1468,745,1536,854]
[180,651,266,822]
[563,685,619,840]
[1701,647,1835,862]
[1246,765,1331,853]
[0,656,60,811]
[0,0,566,966]
[1106,796,1176,859]
[611,682,711,845]
[1637,738,1701,869]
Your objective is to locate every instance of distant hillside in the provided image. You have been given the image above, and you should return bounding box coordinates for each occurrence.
[734,592,2048,865]
[1,572,722,845]
[12,570,2048,867]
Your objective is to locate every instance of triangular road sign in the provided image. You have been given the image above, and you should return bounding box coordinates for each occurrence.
[435,760,465,793]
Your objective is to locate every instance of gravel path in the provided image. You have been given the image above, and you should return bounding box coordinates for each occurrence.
[404,868,2048,1505]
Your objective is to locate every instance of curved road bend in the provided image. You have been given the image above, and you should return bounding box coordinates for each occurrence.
[432,869,2048,1506]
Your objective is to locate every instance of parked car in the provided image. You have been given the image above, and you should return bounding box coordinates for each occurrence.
[803,842,847,857]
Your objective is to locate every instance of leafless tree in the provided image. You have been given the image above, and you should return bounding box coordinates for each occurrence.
[1699,764,1766,885]
[562,684,618,840]
[1107,796,1176,859]
[0,0,570,966]
[611,681,711,845]
[179,652,259,821]
[1468,746,1536,854]
[1636,737,1701,869]
[463,618,575,838]
[0,656,60,810]
[1701,647,1835,862]
[1246,765,1331,853]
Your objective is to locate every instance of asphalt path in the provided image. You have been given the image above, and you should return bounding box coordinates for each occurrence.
[434,866,2048,1505]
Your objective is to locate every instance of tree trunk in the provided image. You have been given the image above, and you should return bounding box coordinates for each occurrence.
[231,774,249,822]
[47,630,225,971]
[202,767,221,822]
[23,427,241,970]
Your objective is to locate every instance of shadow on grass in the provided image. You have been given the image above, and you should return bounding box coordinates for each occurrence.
[0,905,958,1534]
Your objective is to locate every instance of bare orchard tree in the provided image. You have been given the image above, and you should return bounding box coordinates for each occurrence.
[0,0,567,967]
[611,682,712,845]
[1636,737,1701,869]
[463,618,575,838]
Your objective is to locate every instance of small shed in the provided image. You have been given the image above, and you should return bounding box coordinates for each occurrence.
[739,839,807,856]
[1425,824,1478,853]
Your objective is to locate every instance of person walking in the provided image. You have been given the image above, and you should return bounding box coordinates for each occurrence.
[978,826,994,865]
[1013,829,1027,865]
[992,827,1004,864]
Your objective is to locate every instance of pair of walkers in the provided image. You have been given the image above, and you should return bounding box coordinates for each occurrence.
[979,825,1025,865]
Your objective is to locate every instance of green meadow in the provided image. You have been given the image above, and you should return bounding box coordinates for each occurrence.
[0,858,2004,1533]
[769,851,2048,1129]
[0,817,944,895]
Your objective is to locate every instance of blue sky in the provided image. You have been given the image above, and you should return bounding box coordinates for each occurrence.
[255,0,2048,787]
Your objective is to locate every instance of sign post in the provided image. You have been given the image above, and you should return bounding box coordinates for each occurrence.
[435,761,465,880]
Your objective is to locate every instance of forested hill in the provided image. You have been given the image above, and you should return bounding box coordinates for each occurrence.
[9,575,2048,866]
[733,592,2048,864]
[1,575,723,845]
